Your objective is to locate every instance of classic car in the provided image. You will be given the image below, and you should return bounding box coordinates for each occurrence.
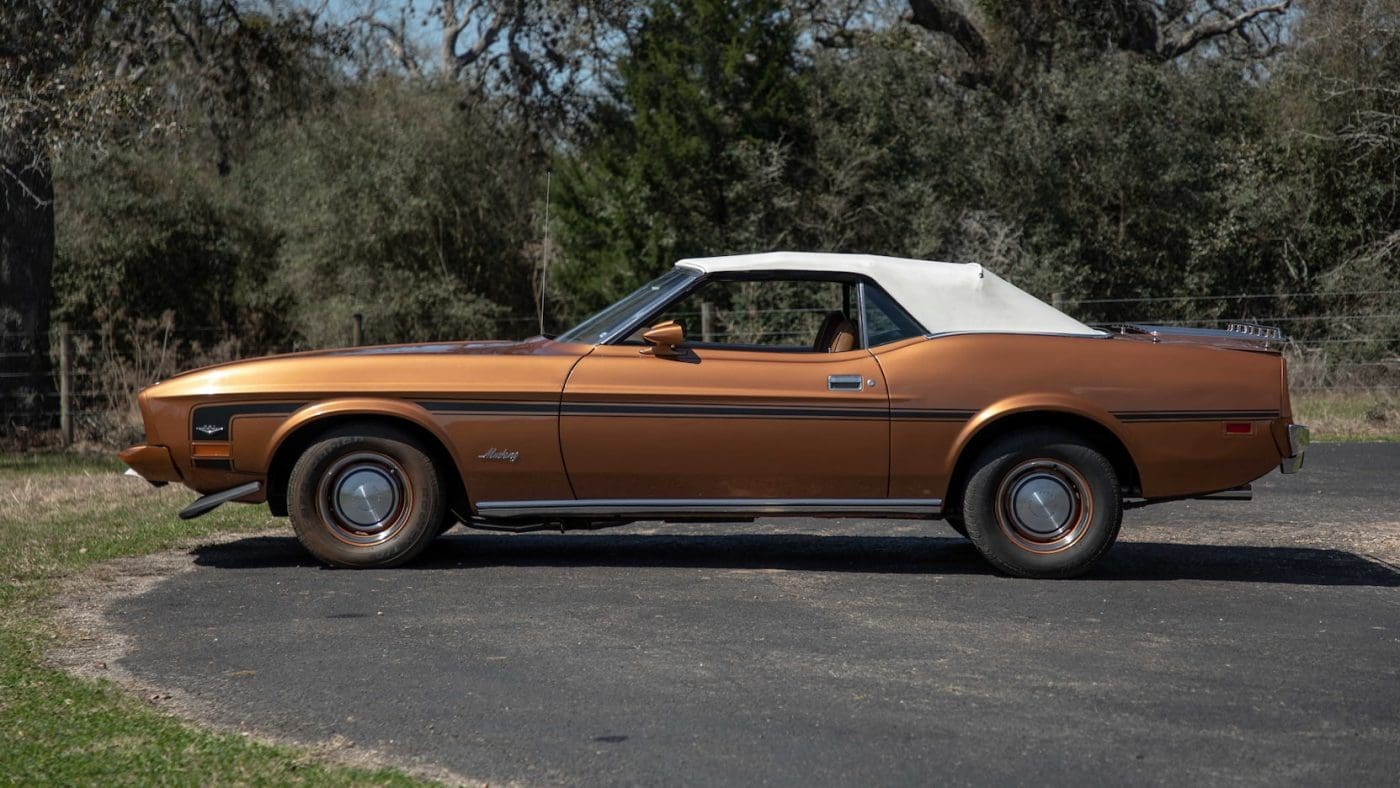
[120,252,1309,578]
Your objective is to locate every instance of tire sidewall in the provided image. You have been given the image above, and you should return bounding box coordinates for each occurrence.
[288,429,445,568]
[963,430,1121,579]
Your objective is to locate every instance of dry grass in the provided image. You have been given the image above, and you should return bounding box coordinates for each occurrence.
[1292,388,1400,442]
[2,469,166,515]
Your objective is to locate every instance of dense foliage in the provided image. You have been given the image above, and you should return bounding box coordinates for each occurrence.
[8,1,1399,398]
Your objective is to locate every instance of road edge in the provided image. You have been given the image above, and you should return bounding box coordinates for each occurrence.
[44,529,499,788]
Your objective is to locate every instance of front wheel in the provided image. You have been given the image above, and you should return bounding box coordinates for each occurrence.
[962,428,1122,579]
[287,425,446,568]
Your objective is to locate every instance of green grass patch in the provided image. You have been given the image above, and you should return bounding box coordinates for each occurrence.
[0,455,423,785]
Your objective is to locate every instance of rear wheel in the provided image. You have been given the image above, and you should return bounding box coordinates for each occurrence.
[962,428,1121,579]
[288,425,445,568]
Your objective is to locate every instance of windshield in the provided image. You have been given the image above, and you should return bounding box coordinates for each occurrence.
[557,268,698,345]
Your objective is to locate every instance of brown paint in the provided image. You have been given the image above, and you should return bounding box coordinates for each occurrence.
[122,329,1297,513]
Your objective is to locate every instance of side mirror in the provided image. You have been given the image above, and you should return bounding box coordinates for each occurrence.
[641,320,685,356]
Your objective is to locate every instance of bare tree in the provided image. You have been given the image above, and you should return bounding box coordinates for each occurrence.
[902,0,1293,70]
[351,0,636,135]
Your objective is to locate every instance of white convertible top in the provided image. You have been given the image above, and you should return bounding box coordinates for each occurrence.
[675,251,1103,337]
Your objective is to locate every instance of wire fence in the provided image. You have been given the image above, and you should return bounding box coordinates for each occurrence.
[2,290,1397,448]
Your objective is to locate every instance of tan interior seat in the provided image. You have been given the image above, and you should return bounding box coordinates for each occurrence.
[813,311,857,353]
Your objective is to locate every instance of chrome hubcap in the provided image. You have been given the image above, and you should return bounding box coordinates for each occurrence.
[1009,473,1074,538]
[995,459,1093,554]
[333,465,399,532]
[316,452,411,546]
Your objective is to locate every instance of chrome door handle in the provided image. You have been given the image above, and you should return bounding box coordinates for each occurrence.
[828,374,863,391]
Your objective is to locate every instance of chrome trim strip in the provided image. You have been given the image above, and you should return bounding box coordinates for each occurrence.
[923,330,1111,340]
[856,281,870,350]
[476,498,943,519]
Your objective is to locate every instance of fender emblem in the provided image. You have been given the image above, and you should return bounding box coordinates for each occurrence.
[477,448,519,463]
[195,424,225,437]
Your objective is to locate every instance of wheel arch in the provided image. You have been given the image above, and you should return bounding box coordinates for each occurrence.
[263,400,468,519]
[943,400,1139,515]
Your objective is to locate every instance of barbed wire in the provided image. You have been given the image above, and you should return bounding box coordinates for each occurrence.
[1060,289,1400,305]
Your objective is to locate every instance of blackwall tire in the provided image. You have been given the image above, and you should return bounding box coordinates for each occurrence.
[962,428,1122,579]
[287,426,446,568]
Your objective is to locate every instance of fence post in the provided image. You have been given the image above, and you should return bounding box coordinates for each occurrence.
[701,301,714,343]
[352,313,364,347]
[58,322,73,445]
[1052,292,1065,312]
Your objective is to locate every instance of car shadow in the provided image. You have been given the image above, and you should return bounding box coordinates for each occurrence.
[191,531,1400,587]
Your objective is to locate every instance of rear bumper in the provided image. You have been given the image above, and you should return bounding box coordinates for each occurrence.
[118,444,182,485]
[1280,424,1310,474]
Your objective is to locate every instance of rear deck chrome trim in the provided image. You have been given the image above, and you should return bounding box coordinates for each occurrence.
[476,498,943,520]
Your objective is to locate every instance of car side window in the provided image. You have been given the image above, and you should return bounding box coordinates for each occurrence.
[631,277,861,352]
[862,285,925,347]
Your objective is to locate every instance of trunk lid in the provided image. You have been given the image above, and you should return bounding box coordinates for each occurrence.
[1110,323,1285,354]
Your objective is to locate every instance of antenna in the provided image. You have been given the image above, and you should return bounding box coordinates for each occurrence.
[538,167,553,337]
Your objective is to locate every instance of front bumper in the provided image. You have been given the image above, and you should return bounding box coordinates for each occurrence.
[118,444,181,486]
[1280,424,1310,474]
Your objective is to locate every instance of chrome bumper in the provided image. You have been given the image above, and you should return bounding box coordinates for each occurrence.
[1280,424,1310,474]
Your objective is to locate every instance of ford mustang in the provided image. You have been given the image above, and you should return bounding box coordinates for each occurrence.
[120,252,1309,578]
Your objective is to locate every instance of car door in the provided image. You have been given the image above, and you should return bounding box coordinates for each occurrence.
[560,345,888,499]
[558,276,889,500]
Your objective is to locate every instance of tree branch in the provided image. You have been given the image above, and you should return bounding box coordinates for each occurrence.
[902,0,988,63]
[1159,0,1291,59]
[361,13,420,76]
[439,0,513,78]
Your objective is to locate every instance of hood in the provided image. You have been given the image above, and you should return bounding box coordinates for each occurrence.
[161,336,570,382]
[145,335,589,401]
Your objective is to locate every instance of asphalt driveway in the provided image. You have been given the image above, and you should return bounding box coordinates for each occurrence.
[107,444,1400,785]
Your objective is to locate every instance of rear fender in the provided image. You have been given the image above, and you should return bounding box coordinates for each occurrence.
[944,394,1140,502]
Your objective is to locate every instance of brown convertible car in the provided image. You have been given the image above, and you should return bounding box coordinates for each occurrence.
[121,252,1309,578]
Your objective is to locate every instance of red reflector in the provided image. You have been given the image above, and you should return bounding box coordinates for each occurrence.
[1224,422,1253,435]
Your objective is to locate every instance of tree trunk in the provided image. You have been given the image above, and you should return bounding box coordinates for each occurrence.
[0,152,57,432]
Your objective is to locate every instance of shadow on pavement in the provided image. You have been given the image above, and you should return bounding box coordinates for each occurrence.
[191,532,1400,587]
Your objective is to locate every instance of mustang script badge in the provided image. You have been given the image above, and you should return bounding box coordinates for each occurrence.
[195,425,225,437]
[477,447,519,463]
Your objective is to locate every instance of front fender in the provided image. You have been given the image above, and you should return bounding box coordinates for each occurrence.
[259,397,463,475]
